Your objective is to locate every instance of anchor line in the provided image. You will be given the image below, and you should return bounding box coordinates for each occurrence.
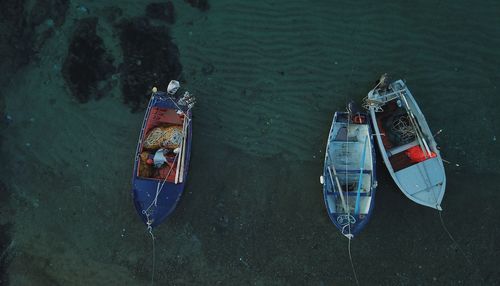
[437,209,484,283]
[341,44,360,284]
[414,120,480,282]
[348,238,360,286]
[344,106,359,286]
[147,223,156,286]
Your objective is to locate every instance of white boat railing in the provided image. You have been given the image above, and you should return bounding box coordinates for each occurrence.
[399,94,432,158]
[369,88,406,104]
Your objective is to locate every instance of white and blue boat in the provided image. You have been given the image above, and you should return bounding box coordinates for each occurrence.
[365,75,445,210]
[320,105,377,239]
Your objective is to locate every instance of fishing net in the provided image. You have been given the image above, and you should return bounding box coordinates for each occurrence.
[143,125,183,150]
[391,115,415,145]
[139,151,154,177]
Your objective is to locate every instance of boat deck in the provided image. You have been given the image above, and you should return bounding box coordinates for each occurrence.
[324,112,374,215]
[138,106,185,181]
[375,100,419,171]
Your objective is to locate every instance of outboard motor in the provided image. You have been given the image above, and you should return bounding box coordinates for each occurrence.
[347,100,361,114]
[348,100,365,124]
[167,80,180,95]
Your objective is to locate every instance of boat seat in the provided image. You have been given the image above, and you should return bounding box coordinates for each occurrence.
[334,127,360,142]
[145,107,184,133]
[334,169,371,174]
[335,127,348,141]
[387,139,419,157]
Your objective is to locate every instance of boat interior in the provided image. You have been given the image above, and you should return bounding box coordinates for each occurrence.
[324,169,372,215]
[375,100,424,172]
[325,113,373,215]
[137,107,185,181]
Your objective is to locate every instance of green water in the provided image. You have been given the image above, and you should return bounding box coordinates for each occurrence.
[1,0,499,285]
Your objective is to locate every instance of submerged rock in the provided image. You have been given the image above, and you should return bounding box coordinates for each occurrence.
[102,6,123,23]
[29,0,69,28]
[30,0,69,54]
[184,0,210,11]
[62,18,116,103]
[146,2,175,24]
[0,1,32,69]
[0,0,68,76]
[0,221,12,286]
[117,17,182,111]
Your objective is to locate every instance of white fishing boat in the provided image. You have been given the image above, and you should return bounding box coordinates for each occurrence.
[364,74,445,210]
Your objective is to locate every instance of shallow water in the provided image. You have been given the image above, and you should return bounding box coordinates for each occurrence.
[0,0,499,285]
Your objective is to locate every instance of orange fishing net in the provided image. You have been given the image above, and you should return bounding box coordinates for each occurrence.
[143,125,183,150]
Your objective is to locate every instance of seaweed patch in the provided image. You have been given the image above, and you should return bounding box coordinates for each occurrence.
[61,18,116,103]
[184,0,210,11]
[146,2,175,24]
[117,17,182,111]
[0,222,13,285]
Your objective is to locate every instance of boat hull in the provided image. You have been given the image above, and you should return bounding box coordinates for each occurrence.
[321,111,377,238]
[131,92,192,227]
[367,79,445,209]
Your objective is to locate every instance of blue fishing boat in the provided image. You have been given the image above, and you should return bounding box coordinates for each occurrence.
[131,80,195,228]
[320,104,377,238]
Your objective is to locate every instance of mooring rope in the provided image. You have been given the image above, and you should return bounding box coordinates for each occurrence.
[420,132,481,283]
[341,41,362,282]
[437,211,472,265]
[348,238,360,286]
[147,224,156,286]
[437,210,486,284]
[344,120,359,286]
[344,104,359,285]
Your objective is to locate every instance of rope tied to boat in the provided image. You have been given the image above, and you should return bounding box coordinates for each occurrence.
[348,237,359,285]
[146,220,156,286]
[436,209,486,283]
[362,96,384,112]
[344,106,359,286]
[142,152,179,223]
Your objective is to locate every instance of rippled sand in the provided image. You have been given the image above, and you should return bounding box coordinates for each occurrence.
[1,0,499,285]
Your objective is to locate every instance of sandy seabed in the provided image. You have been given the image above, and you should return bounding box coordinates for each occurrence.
[1,0,499,285]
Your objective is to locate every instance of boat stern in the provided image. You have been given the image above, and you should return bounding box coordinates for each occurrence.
[132,178,185,227]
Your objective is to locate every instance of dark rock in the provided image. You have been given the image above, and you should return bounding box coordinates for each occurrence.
[30,0,69,27]
[0,1,32,69]
[201,62,214,75]
[184,0,210,11]
[0,180,7,205]
[217,215,229,230]
[62,18,116,103]
[117,17,182,111]
[76,4,90,15]
[0,223,12,285]
[146,2,175,24]
[102,6,123,23]
[29,0,69,53]
[0,0,68,75]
